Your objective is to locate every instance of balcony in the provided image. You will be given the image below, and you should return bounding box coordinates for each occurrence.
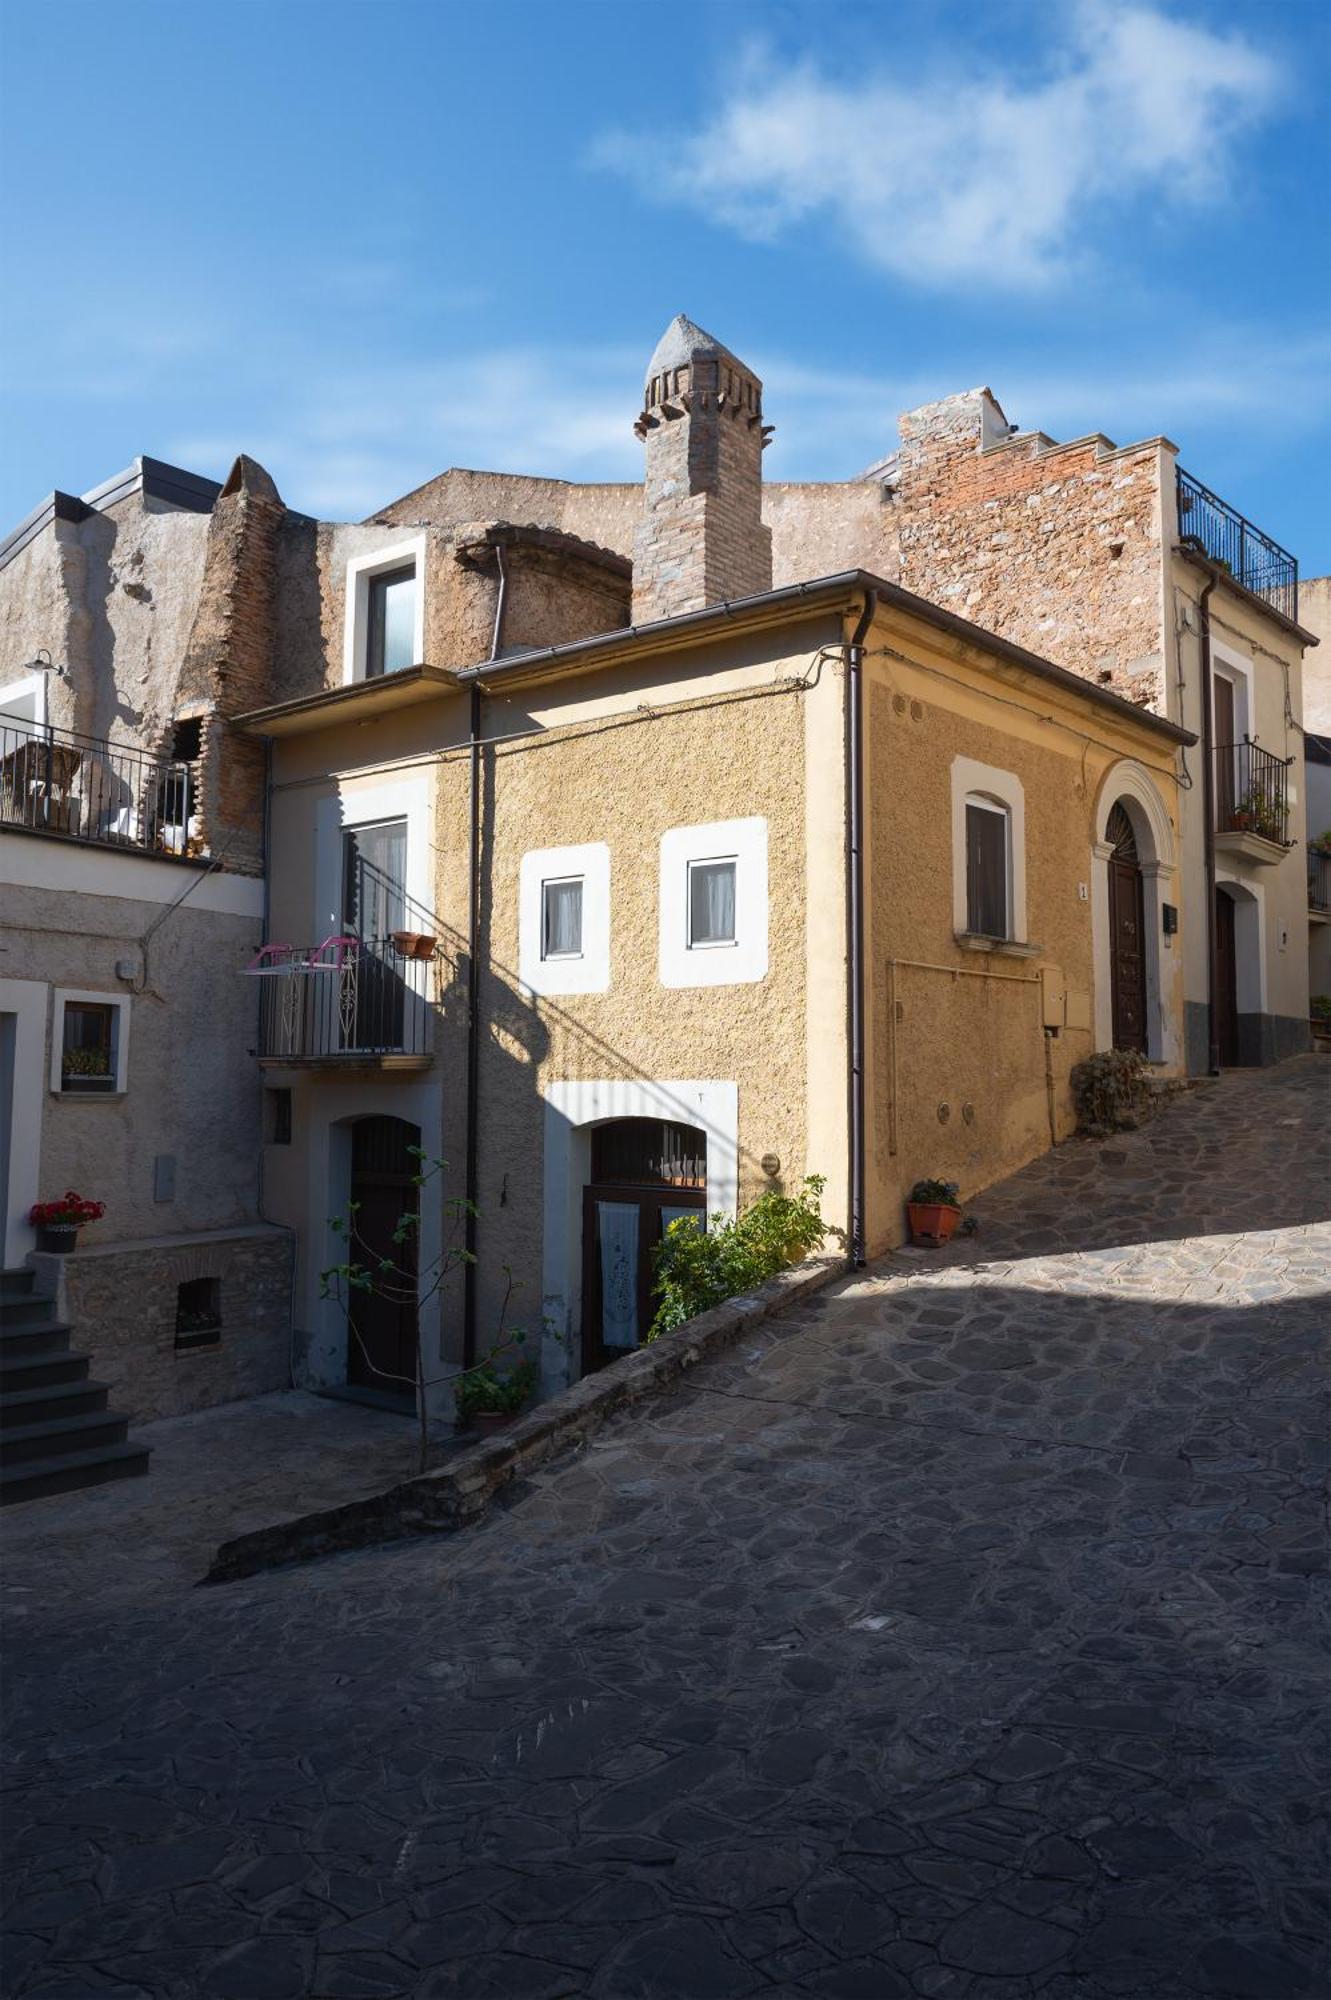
[1212,739,1293,864]
[251,934,435,1069]
[1310,845,1331,921]
[0,717,199,860]
[1177,469,1298,623]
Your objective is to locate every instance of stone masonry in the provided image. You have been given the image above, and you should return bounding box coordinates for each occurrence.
[37,1226,294,1425]
[632,315,773,625]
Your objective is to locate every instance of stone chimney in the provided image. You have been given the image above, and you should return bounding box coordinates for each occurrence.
[631,315,772,625]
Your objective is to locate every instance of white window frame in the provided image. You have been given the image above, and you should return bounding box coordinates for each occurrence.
[540,875,586,962]
[342,535,427,685]
[950,756,1028,948]
[963,794,1013,940]
[50,989,131,1097]
[660,817,768,988]
[520,843,610,995]
[0,670,48,731]
[686,855,738,950]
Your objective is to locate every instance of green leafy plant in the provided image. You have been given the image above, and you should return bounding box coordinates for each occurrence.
[453,1357,536,1424]
[1311,994,1331,1022]
[908,1178,960,1208]
[61,1046,110,1078]
[1071,1049,1152,1135]
[1228,785,1283,843]
[647,1175,828,1343]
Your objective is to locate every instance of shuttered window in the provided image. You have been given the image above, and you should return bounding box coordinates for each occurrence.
[965,799,1010,938]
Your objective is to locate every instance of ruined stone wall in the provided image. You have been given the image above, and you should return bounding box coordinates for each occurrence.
[893,391,1169,708]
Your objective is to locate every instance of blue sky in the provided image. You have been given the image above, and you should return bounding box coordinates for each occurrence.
[3,0,1329,572]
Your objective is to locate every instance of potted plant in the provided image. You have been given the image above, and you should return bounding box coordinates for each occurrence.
[454,1357,536,1437]
[1311,995,1331,1039]
[29,1190,106,1255]
[409,933,437,961]
[390,930,425,957]
[61,1045,113,1091]
[906,1178,962,1247]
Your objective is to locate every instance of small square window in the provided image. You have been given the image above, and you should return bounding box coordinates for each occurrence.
[265,1087,293,1145]
[688,858,737,948]
[60,1001,117,1094]
[541,877,584,959]
[175,1277,221,1350]
[366,564,417,679]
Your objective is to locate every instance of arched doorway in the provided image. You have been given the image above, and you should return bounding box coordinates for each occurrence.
[1107,804,1147,1053]
[581,1118,707,1373]
[347,1114,420,1397]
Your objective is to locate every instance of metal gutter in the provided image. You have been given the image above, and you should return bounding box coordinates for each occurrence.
[845,590,877,1267]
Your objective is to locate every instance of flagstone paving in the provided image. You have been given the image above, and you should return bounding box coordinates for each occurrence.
[2,1057,1328,1998]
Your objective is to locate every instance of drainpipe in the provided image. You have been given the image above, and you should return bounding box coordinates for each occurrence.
[463,677,483,1367]
[846,589,877,1267]
[1197,571,1221,1075]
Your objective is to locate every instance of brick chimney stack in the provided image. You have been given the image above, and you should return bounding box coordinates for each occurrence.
[631,315,773,625]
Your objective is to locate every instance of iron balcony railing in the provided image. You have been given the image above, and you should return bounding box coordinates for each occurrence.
[254,935,434,1062]
[1309,845,1331,914]
[1213,739,1292,846]
[1177,469,1298,622]
[0,716,198,858]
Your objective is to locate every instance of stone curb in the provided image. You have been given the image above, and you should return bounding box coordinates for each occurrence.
[204,1254,847,1585]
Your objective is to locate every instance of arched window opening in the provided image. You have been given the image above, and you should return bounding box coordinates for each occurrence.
[1107,802,1138,861]
[964,795,1012,939]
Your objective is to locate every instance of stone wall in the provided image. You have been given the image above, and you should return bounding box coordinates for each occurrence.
[1298,574,1331,734]
[893,390,1169,708]
[40,1225,293,1424]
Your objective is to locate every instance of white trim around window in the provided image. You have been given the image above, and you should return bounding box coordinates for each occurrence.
[660,817,768,988]
[950,756,1027,946]
[0,670,49,730]
[342,535,427,685]
[50,989,131,1097]
[519,843,610,995]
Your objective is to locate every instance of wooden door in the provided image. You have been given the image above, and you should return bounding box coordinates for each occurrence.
[1109,857,1147,1053]
[1213,674,1237,826]
[347,1116,420,1395]
[580,1119,707,1374]
[1214,889,1239,1068]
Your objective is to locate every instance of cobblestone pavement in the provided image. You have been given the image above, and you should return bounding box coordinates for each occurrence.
[3,1058,1328,1999]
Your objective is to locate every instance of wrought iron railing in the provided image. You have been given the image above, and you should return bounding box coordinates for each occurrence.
[1213,739,1292,846]
[0,717,198,858]
[255,936,434,1061]
[1177,469,1298,622]
[1309,845,1331,913]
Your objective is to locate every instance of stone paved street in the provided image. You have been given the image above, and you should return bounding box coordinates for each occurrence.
[2,1058,1328,1999]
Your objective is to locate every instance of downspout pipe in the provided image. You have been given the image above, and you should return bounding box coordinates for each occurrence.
[1197,570,1221,1075]
[846,589,877,1267]
[463,677,484,1367]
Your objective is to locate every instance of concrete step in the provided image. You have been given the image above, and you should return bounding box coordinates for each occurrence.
[0,1294,61,1331]
[0,1379,110,1429]
[0,1409,129,1467]
[0,1441,151,1506]
[0,1267,36,1300]
[0,1321,73,1361]
[0,1349,92,1394]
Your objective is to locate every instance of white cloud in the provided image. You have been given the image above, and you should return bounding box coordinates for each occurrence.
[593,4,1285,290]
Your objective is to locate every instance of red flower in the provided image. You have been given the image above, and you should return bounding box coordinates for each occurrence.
[29,1190,106,1227]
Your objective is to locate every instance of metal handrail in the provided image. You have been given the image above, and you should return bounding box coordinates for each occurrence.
[256,934,434,1060]
[1177,468,1298,622]
[1212,738,1292,845]
[0,716,198,858]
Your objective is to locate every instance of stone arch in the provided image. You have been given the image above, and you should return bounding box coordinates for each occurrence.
[1091,760,1179,1064]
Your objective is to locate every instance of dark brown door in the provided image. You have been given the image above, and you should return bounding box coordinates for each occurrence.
[1214,889,1239,1067]
[1213,674,1237,827]
[1109,856,1148,1053]
[580,1120,706,1374]
[347,1115,420,1394]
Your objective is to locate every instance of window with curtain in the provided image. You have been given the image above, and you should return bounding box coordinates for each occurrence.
[965,798,1010,938]
[541,877,584,958]
[366,564,417,679]
[688,857,737,947]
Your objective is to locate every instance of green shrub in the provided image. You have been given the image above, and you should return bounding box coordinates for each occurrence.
[908,1178,960,1207]
[648,1175,828,1342]
[453,1356,535,1423]
[1311,994,1331,1022]
[1070,1048,1152,1135]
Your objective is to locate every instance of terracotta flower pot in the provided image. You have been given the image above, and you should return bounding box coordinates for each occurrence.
[410,934,437,961]
[471,1409,519,1438]
[35,1222,79,1255]
[906,1202,961,1248]
[390,930,422,956]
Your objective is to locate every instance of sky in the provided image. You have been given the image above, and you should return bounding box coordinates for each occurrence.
[3,0,1329,573]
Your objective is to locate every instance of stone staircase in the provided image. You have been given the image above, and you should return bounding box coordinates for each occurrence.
[0,1267,150,1504]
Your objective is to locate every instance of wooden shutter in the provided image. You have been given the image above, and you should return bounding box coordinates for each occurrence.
[966,802,1009,937]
